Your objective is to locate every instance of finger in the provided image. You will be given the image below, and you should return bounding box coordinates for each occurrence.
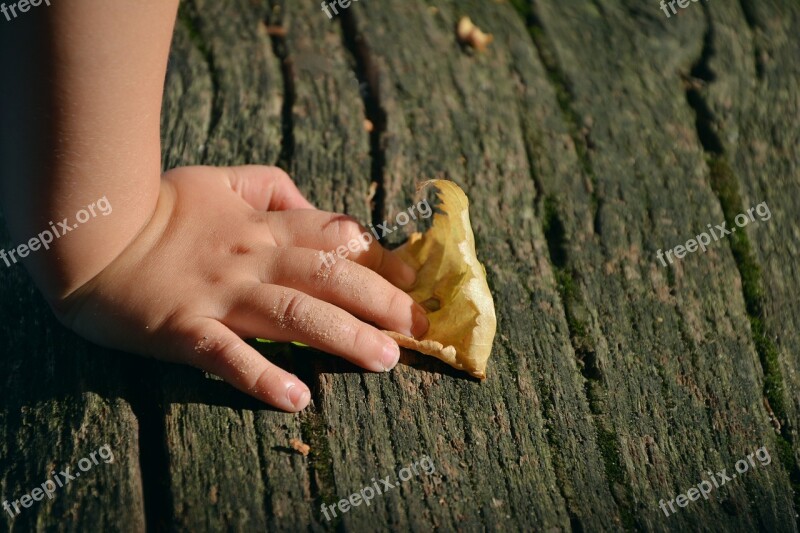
[261,210,417,289]
[226,165,315,211]
[228,284,401,373]
[179,317,311,411]
[260,247,428,338]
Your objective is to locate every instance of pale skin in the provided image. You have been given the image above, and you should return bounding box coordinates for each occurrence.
[0,0,427,412]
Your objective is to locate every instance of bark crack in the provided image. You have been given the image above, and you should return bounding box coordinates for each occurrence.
[179,1,222,164]
[265,4,295,171]
[259,5,332,524]
[339,8,388,228]
[126,366,172,532]
[737,0,765,80]
[511,2,639,529]
[686,4,800,514]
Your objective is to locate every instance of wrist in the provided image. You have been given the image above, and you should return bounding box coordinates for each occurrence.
[14,167,161,305]
[51,178,176,325]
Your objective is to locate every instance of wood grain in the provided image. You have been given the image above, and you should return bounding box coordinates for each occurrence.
[1,0,798,531]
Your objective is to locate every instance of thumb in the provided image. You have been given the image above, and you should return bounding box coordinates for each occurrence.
[226,165,316,211]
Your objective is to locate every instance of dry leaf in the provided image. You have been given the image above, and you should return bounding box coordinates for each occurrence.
[385,180,496,379]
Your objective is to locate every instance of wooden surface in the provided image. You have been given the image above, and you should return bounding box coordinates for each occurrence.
[2,0,799,531]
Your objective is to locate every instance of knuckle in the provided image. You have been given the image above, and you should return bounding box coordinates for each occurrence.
[275,291,310,326]
[248,210,272,225]
[251,364,277,394]
[386,289,412,320]
[190,329,242,368]
[223,166,239,188]
[272,167,293,184]
[329,216,364,246]
[157,310,201,346]
[349,322,377,354]
[321,258,351,286]
[368,246,388,272]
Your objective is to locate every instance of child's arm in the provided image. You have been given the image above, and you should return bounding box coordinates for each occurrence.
[0,1,427,412]
[1,0,178,298]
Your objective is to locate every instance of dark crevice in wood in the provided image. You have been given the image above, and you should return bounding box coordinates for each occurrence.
[262,5,329,520]
[511,3,636,529]
[589,0,607,21]
[339,9,387,225]
[497,334,582,532]
[542,197,567,270]
[592,197,603,241]
[687,5,800,515]
[378,377,421,527]
[685,11,723,156]
[178,1,221,164]
[542,199,635,532]
[520,140,544,207]
[252,421,276,531]
[126,366,172,533]
[264,5,296,171]
[521,1,604,250]
[690,18,717,83]
[299,399,338,530]
[503,60,612,527]
[255,346,332,527]
[455,395,490,528]
[736,0,765,80]
[270,348,333,528]
[358,376,395,523]
[514,2,598,207]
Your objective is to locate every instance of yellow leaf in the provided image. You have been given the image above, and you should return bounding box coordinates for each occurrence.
[385,180,496,379]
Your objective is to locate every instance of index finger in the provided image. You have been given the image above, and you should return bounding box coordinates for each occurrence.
[261,210,417,290]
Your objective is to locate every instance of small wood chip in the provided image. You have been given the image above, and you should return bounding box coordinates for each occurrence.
[366,181,378,205]
[264,25,287,38]
[456,17,493,52]
[289,438,310,456]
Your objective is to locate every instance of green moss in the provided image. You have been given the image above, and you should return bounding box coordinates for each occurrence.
[510,5,641,526]
[706,157,785,425]
[705,155,800,509]
[596,427,637,530]
[511,1,592,176]
[509,0,532,19]
[178,2,211,59]
[540,197,638,529]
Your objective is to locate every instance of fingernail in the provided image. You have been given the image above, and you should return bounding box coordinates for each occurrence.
[382,342,400,371]
[287,384,311,409]
[411,304,429,338]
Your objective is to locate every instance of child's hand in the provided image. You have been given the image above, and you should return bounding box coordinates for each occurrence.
[1,2,427,412]
[56,165,429,412]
